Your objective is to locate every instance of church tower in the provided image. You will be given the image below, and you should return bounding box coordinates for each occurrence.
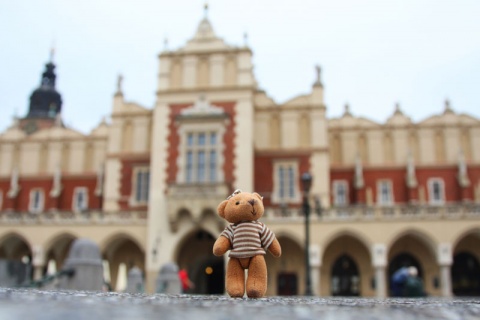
[20,50,63,133]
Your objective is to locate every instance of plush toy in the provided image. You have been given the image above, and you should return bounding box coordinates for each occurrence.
[213,189,282,298]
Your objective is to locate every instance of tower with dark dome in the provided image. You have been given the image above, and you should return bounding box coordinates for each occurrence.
[20,50,63,133]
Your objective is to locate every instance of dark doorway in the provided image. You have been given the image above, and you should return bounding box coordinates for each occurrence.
[277,272,298,295]
[331,254,360,296]
[177,230,225,294]
[451,252,480,296]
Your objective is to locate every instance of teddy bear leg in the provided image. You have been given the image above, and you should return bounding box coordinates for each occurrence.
[226,258,245,298]
[246,255,267,298]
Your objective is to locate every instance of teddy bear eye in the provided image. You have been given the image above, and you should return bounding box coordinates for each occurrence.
[235,201,240,205]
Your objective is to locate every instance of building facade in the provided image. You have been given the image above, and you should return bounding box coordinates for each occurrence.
[1,15,479,297]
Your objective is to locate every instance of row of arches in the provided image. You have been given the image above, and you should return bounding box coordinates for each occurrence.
[1,227,478,296]
[0,232,144,291]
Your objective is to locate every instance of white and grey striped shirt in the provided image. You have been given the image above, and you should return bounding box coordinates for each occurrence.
[220,220,275,258]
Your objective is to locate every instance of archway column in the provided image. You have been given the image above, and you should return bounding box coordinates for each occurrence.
[438,243,453,297]
[372,243,387,298]
[309,244,322,296]
[32,245,45,281]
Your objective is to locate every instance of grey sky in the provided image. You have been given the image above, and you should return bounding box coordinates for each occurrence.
[1,0,479,134]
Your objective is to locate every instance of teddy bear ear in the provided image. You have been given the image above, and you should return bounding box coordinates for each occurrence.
[217,200,228,218]
[253,192,263,201]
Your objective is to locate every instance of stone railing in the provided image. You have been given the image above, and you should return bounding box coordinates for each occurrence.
[263,203,480,222]
[0,210,147,225]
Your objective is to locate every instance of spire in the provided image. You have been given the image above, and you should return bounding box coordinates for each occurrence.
[49,46,55,63]
[26,50,62,120]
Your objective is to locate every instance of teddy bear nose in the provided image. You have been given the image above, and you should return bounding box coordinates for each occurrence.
[248,199,256,206]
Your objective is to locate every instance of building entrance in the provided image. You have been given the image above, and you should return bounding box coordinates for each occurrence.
[452,252,480,296]
[331,254,360,296]
[176,229,224,294]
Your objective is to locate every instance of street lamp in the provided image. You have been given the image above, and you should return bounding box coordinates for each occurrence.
[301,172,313,296]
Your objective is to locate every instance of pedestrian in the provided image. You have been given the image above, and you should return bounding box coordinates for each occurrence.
[391,266,409,297]
[404,266,426,297]
[178,268,195,293]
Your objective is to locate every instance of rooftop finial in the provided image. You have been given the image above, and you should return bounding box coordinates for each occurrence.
[343,103,352,117]
[163,37,169,51]
[116,74,123,95]
[204,2,209,18]
[314,65,323,87]
[444,98,453,114]
[394,102,403,115]
[243,32,248,47]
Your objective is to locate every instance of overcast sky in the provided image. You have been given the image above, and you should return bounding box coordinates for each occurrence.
[1,0,479,134]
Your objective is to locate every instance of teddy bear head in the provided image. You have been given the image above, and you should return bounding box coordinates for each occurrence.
[217,190,264,224]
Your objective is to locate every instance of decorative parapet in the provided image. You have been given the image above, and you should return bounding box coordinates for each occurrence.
[0,210,147,225]
[262,203,480,223]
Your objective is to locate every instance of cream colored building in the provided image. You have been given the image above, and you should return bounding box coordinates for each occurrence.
[0,14,479,297]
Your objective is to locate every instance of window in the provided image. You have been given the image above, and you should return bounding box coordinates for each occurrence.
[333,180,349,206]
[29,189,45,213]
[132,167,150,205]
[72,187,89,212]
[377,180,393,205]
[428,178,445,205]
[183,131,218,183]
[273,161,300,204]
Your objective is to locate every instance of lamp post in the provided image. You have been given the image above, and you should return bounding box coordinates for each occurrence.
[301,172,313,296]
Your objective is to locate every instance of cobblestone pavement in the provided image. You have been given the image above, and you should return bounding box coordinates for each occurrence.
[0,288,479,320]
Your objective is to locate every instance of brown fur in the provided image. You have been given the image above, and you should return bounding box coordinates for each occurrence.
[213,191,281,298]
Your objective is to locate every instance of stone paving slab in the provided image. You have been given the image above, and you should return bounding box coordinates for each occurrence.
[0,288,479,320]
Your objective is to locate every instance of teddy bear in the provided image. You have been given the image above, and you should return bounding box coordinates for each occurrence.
[213,189,282,298]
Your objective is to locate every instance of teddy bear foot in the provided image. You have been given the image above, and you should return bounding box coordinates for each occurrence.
[246,289,264,298]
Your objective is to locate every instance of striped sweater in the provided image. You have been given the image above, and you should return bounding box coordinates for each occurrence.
[220,220,275,258]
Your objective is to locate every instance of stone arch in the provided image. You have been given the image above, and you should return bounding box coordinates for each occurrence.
[0,232,33,286]
[174,228,223,294]
[387,229,438,296]
[172,208,194,232]
[198,207,224,235]
[387,228,437,256]
[43,232,77,274]
[323,229,372,251]
[452,226,480,254]
[265,234,303,296]
[102,233,145,291]
[321,233,373,297]
[0,232,31,260]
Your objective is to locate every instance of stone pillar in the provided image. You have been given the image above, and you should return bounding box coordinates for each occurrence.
[126,266,144,293]
[437,243,453,297]
[156,262,181,294]
[59,238,104,291]
[372,244,387,298]
[309,244,322,296]
[32,245,45,281]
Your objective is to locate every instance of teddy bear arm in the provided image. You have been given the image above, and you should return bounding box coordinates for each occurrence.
[267,237,282,257]
[213,236,231,256]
